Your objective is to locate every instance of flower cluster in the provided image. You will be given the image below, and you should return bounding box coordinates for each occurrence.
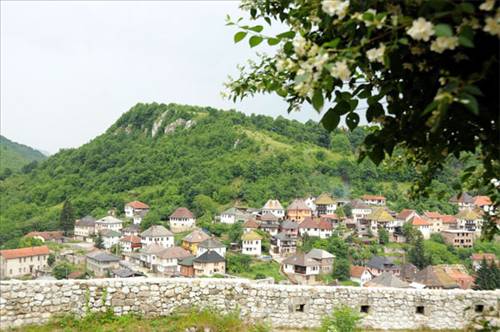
[321,0,349,20]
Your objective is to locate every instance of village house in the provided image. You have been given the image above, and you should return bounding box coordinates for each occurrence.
[395,209,418,223]
[119,235,142,253]
[441,229,474,248]
[25,231,64,243]
[122,224,140,237]
[286,199,312,222]
[99,229,121,250]
[350,266,373,286]
[361,194,386,206]
[259,213,280,236]
[74,216,96,242]
[182,229,210,255]
[298,217,333,239]
[449,193,474,210]
[219,207,252,224]
[471,253,498,271]
[179,256,195,277]
[440,214,458,230]
[280,220,299,238]
[472,195,492,210]
[124,201,150,218]
[242,219,260,233]
[399,263,418,282]
[140,225,174,248]
[111,268,144,278]
[455,209,483,235]
[437,264,474,289]
[261,199,285,219]
[350,199,372,222]
[193,250,226,277]
[85,251,120,278]
[358,208,395,237]
[366,256,400,277]
[169,207,196,232]
[423,211,445,233]
[0,246,50,279]
[306,248,334,274]
[139,243,164,270]
[197,238,226,257]
[410,215,432,239]
[270,232,297,257]
[156,246,192,275]
[95,215,123,233]
[364,272,410,288]
[282,253,320,285]
[132,210,148,225]
[241,231,262,256]
[314,193,337,216]
[304,196,317,214]
[413,265,459,289]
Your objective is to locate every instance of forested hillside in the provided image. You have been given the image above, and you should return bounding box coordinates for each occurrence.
[0,103,463,246]
[0,135,46,173]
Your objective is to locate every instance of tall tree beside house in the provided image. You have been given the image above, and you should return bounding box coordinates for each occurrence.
[409,234,430,270]
[60,199,75,236]
[94,233,104,250]
[402,223,419,244]
[378,228,389,245]
[475,258,500,290]
[332,257,350,281]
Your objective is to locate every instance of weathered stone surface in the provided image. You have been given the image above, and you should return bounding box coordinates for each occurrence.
[0,278,498,330]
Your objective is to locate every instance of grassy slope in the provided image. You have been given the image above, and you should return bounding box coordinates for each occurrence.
[0,135,46,171]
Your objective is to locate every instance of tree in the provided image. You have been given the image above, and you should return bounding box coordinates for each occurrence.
[402,223,418,244]
[47,253,56,267]
[335,206,345,219]
[409,235,430,269]
[332,257,350,281]
[60,199,75,236]
[378,228,389,245]
[343,203,352,218]
[52,262,74,280]
[320,306,361,332]
[227,253,252,274]
[17,236,44,248]
[475,258,495,290]
[94,234,104,249]
[226,1,500,237]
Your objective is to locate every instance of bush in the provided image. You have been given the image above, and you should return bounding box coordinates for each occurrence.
[320,306,361,332]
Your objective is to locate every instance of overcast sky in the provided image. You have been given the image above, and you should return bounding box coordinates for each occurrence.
[1,1,324,154]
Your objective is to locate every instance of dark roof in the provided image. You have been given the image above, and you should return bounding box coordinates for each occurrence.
[400,263,418,282]
[282,253,320,267]
[260,212,279,222]
[141,225,173,237]
[193,250,225,263]
[123,224,140,232]
[199,238,224,249]
[287,199,311,211]
[281,220,299,229]
[273,232,295,241]
[413,266,459,289]
[76,216,96,227]
[365,272,410,288]
[366,256,399,270]
[86,251,120,262]
[99,229,121,237]
[179,256,194,267]
[157,246,192,260]
[112,268,144,278]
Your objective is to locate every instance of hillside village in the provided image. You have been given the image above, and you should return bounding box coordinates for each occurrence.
[1,192,498,291]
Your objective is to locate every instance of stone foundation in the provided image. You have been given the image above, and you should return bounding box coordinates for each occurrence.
[0,278,498,330]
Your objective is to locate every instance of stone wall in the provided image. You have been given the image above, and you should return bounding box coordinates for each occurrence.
[0,278,498,330]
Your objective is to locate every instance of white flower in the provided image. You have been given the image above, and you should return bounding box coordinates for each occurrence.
[491,178,500,188]
[293,35,308,56]
[330,60,351,81]
[366,43,386,63]
[313,53,330,69]
[321,0,349,19]
[430,36,459,53]
[363,9,386,29]
[484,15,500,37]
[480,0,496,11]
[407,17,435,41]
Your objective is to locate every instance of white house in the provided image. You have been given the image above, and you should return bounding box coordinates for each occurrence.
[411,216,432,240]
[0,246,50,279]
[140,244,164,269]
[282,253,320,285]
[241,231,262,256]
[219,207,251,224]
[314,193,337,216]
[304,196,317,215]
[350,199,372,222]
[132,210,148,225]
[99,229,121,250]
[140,225,174,248]
[350,266,373,286]
[119,235,142,253]
[361,195,386,206]
[74,216,96,242]
[95,215,123,232]
[298,217,333,239]
[261,199,285,219]
[155,246,192,274]
[124,201,150,218]
[197,238,226,258]
[169,207,196,233]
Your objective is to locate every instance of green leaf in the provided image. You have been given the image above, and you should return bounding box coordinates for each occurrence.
[459,26,474,47]
[267,38,280,46]
[366,103,384,122]
[312,90,324,111]
[368,145,384,165]
[276,31,296,39]
[398,38,409,45]
[333,100,351,115]
[283,41,293,55]
[458,35,474,48]
[461,93,479,115]
[458,2,475,14]
[234,31,247,43]
[422,101,438,115]
[321,108,341,131]
[248,25,263,33]
[434,24,453,37]
[249,36,263,48]
[463,85,483,96]
[323,38,341,49]
[362,12,374,22]
[346,112,360,131]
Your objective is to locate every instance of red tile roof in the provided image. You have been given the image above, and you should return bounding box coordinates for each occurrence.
[25,231,64,241]
[126,201,149,209]
[473,196,492,207]
[440,215,457,224]
[299,217,332,230]
[411,216,430,226]
[121,235,142,244]
[350,265,369,278]
[170,207,195,219]
[0,246,50,259]
[243,219,260,229]
[396,209,416,220]
[362,194,386,201]
[471,253,497,261]
[423,211,442,219]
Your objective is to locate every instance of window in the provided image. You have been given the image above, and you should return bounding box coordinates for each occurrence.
[416,306,425,315]
[295,304,305,312]
[475,305,484,313]
[360,305,370,313]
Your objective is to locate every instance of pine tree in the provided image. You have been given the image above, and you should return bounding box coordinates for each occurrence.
[408,234,429,269]
[94,233,104,249]
[490,261,500,289]
[59,199,75,236]
[475,258,493,290]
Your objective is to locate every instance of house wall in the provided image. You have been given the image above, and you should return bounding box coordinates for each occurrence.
[0,255,49,279]
[1,278,497,330]
[169,218,195,232]
[242,240,261,256]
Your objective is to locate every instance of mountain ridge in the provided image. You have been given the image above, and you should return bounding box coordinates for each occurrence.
[0,135,47,173]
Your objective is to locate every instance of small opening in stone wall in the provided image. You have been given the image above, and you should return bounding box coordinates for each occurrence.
[360,305,370,313]
[295,304,305,312]
[416,306,425,315]
[475,304,484,313]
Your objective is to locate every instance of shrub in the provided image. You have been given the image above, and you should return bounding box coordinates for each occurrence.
[320,306,361,332]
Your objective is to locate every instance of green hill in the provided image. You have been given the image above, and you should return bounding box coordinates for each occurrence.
[0,135,46,172]
[0,103,460,246]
